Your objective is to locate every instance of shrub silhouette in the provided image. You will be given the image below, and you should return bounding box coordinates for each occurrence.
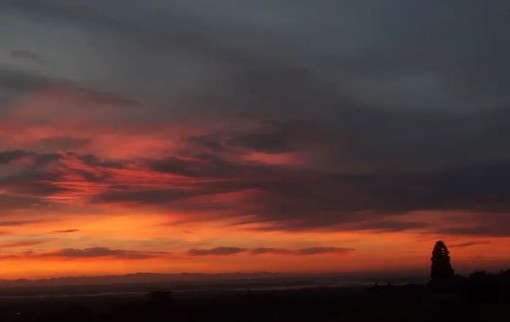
[468,271,500,303]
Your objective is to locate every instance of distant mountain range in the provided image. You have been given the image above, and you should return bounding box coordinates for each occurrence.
[0,272,290,287]
[0,271,428,288]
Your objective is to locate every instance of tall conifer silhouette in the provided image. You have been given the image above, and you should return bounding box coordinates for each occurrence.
[431,240,454,279]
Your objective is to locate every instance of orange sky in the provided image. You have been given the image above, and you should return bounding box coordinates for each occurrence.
[1,211,508,279]
[0,87,507,279]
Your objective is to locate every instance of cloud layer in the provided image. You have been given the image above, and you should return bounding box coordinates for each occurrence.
[0,143,508,236]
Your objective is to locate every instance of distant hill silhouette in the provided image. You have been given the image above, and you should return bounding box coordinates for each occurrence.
[0,272,293,288]
[0,271,427,288]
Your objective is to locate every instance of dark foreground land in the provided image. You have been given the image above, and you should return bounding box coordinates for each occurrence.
[0,278,508,322]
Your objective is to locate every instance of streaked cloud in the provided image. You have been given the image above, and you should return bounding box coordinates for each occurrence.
[449,241,491,248]
[39,247,168,259]
[187,247,246,256]
[187,246,353,256]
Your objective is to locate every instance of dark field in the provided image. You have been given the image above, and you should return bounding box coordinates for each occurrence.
[0,281,508,322]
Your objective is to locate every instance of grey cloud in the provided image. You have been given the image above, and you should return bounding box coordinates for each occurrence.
[250,247,354,256]
[8,49,47,64]
[0,150,30,164]
[92,189,202,204]
[250,248,290,255]
[73,153,124,169]
[2,0,510,173]
[52,229,80,234]
[439,226,510,238]
[0,239,49,248]
[0,150,65,197]
[188,246,354,256]
[0,68,52,92]
[0,68,52,111]
[34,137,92,151]
[0,219,43,226]
[230,132,294,154]
[149,154,241,178]
[449,241,491,248]
[0,172,66,196]
[224,121,314,154]
[187,247,246,256]
[347,221,429,233]
[3,0,510,117]
[295,247,354,255]
[74,88,139,106]
[41,247,165,259]
[0,194,47,211]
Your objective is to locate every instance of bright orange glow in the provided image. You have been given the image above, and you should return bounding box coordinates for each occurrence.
[0,87,509,279]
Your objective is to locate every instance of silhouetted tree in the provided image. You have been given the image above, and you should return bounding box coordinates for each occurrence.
[431,240,454,279]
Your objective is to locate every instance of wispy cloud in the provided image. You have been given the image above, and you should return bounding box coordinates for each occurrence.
[187,246,354,256]
[187,247,246,256]
[36,247,168,260]
[449,241,491,248]
[51,229,80,234]
[0,239,49,248]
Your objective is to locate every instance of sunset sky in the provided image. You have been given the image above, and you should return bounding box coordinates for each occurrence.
[1,0,509,279]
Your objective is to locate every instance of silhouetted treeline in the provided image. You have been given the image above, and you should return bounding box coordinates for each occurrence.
[0,269,508,322]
